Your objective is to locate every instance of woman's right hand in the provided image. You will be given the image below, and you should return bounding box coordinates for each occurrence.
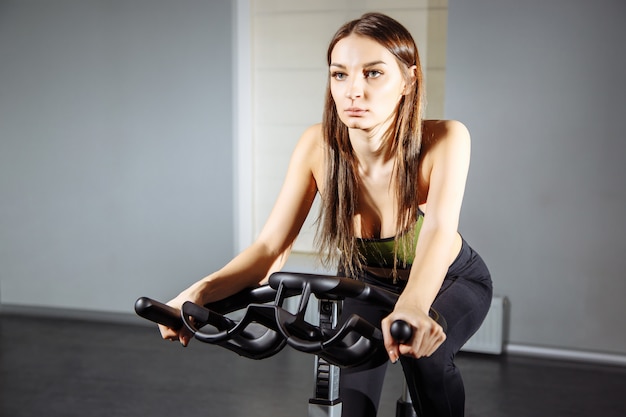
[158,284,206,347]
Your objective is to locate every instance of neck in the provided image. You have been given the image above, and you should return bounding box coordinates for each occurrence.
[349,123,395,177]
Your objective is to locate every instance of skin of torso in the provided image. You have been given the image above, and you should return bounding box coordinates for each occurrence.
[305,119,463,269]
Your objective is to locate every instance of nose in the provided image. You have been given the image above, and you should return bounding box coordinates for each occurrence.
[345,77,363,99]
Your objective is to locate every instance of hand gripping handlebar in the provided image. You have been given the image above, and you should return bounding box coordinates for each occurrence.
[135,272,447,367]
[266,272,446,367]
[135,284,288,360]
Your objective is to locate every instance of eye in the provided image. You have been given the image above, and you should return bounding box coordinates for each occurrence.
[331,71,347,81]
[365,70,382,79]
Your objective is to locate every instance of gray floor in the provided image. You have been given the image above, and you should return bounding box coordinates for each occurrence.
[1,314,625,417]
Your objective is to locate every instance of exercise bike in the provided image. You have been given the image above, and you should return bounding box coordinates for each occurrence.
[135,272,447,417]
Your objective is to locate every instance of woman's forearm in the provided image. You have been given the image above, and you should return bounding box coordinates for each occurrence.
[189,241,284,305]
[401,227,459,313]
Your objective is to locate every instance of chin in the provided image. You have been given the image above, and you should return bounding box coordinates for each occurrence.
[341,118,366,130]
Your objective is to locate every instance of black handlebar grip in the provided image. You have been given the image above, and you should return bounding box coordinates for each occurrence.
[390,320,412,344]
[134,297,182,330]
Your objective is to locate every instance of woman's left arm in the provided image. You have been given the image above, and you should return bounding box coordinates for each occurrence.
[382,120,471,361]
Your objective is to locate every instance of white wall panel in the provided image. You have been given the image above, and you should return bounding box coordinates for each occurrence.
[254,70,326,126]
[248,0,448,251]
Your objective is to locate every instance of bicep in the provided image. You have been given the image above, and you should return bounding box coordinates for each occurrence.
[422,121,471,231]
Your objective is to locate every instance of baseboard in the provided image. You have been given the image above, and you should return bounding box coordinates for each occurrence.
[505,343,626,367]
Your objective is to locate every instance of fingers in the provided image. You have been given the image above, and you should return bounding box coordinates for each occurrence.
[381,317,400,364]
[399,325,444,358]
[422,325,446,356]
[394,320,446,359]
[159,324,192,347]
[159,325,177,342]
[179,331,191,347]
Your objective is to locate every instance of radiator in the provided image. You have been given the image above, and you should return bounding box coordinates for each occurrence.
[460,296,508,355]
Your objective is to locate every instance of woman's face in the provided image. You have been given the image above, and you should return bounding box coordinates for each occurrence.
[329,34,410,133]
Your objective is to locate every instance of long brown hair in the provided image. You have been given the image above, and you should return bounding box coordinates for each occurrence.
[316,12,425,277]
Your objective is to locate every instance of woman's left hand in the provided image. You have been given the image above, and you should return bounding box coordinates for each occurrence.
[381,301,446,362]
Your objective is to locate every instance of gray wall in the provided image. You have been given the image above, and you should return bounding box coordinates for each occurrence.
[2,0,625,357]
[446,0,626,354]
[0,0,235,313]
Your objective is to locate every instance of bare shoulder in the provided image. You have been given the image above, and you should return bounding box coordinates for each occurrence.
[299,123,324,146]
[295,123,324,160]
[419,120,471,187]
[292,123,325,184]
[422,119,470,153]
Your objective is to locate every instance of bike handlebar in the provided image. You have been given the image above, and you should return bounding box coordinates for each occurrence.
[136,286,287,360]
[134,297,182,330]
[135,272,447,367]
[390,320,412,344]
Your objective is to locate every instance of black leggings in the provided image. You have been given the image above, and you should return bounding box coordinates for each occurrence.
[339,239,493,417]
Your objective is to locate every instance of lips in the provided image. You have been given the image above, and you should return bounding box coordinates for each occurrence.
[345,107,367,116]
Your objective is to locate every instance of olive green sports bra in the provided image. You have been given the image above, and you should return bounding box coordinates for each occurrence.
[356,214,424,270]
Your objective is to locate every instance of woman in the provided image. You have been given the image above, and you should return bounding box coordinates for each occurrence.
[160,12,492,417]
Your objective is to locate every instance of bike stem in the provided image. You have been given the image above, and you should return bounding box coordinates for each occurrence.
[308,298,342,417]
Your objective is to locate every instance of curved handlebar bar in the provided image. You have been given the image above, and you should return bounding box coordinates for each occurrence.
[135,272,447,367]
[265,272,447,366]
[135,286,287,360]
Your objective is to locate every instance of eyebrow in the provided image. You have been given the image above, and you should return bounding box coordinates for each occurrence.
[329,60,387,68]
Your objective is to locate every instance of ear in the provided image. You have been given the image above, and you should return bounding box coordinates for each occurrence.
[402,65,418,95]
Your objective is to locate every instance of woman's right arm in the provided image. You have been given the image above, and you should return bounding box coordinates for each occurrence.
[160,124,323,345]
